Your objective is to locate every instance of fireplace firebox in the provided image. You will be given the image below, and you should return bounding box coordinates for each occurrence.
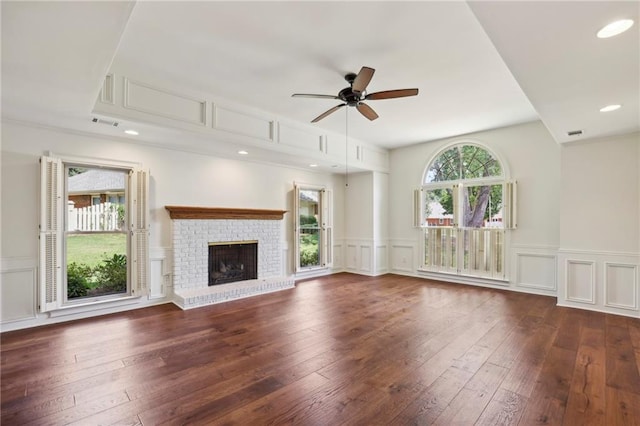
[208,241,258,286]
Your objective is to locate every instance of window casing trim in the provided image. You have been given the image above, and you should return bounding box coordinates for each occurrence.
[39,154,149,312]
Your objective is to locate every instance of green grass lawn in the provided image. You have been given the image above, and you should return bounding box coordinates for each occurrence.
[67,233,127,267]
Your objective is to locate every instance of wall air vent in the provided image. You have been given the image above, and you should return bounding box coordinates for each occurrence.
[91,117,119,127]
[567,130,583,136]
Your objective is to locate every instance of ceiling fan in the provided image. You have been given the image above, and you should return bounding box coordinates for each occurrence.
[292,66,419,123]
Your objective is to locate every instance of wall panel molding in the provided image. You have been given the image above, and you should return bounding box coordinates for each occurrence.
[124,78,207,126]
[375,245,388,274]
[277,122,322,152]
[515,252,557,292]
[213,104,274,142]
[360,245,372,273]
[604,262,638,311]
[346,244,358,270]
[557,249,639,317]
[150,247,171,300]
[390,243,415,273]
[1,257,38,323]
[565,259,596,304]
[99,73,115,105]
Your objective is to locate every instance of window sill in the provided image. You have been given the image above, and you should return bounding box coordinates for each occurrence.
[417,268,509,287]
[48,295,141,318]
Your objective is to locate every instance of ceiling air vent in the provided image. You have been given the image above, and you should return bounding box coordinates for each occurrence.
[567,130,583,136]
[91,117,119,127]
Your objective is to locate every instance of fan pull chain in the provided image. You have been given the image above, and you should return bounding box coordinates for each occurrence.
[345,107,349,188]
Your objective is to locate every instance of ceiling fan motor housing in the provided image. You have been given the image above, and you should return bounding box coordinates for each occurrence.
[339,87,362,106]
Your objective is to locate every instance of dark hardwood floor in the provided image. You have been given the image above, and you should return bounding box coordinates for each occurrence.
[2,273,640,425]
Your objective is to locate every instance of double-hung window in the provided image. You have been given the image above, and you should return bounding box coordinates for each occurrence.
[294,184,333,272]
[416,144,516,280]
[39,155,149,311]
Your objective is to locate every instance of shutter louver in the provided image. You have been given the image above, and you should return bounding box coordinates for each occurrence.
[452,184,460,227]
[503,181,517,229]
[413,189,423,228]
[293,184,301,273]
[321,189,333,268]
[39,156,63,312]
[130,168,150,296]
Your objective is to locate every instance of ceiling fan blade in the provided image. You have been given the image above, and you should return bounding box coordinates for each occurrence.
[365,88,419,100]
[351,66,375,94]
[356,102,379,121]
[311,103,346,123]
[292,93,340,100]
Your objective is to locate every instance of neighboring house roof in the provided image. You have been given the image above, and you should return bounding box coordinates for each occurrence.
[68,169,125,194]
[299,190,318,203]
[426,202,453,219]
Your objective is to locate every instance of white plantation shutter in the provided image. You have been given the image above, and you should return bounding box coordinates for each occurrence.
[320,189,333,268]
[452,184,460,227]
[413,189,423,228]
[503,181,518,229]
[294,185,300,272]
[39,156,63,312]
[130,168,150,296]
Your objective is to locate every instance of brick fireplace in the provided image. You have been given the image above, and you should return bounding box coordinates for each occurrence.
[166,206,295,309]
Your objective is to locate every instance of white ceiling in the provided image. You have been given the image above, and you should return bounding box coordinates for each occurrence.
[2,1,638,153]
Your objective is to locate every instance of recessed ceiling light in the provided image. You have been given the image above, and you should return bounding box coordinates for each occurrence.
[600,104,622,112]
[597,19,634,38]
[238,150,249,155]
[124,129,139,135]
[309,164,318,168]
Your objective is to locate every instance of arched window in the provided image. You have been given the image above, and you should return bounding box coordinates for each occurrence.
[417,143,515,280]
[425,144,502,183]
[422,144,507,229]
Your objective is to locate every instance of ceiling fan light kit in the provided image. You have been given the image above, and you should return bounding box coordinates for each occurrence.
[292,66,419,122]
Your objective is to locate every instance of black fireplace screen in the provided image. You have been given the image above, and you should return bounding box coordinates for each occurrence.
[208,241,258,286]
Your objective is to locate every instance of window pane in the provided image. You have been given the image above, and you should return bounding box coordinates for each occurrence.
[299,189,321,268]
[460,145,502,179]
[423,188,454,227]
[67,167,128,300]
[425,147,461,183]
[299,229,320,267]
[425,144,502,184]
[462,184,503,228]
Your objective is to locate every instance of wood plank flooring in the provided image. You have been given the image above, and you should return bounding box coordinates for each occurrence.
[2,273,640,425]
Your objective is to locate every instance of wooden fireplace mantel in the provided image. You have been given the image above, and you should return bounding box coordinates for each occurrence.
[164,206,287,220]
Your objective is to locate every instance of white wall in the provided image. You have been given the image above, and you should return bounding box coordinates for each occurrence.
[0,121,345,331]
[557,132,640,317]
[559,133,639,253]
[388,120,562,294]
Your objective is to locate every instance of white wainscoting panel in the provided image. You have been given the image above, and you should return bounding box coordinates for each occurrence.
[391,244,415,273]
[565,259,596,304]
[213,104,273,142]
[516,253,557,292]
[558,250,639,317]
[332,243,343,270]
[346,245,358,270]
[376,245,388,274]
[1,258,37,323]
[149,247,170,300]
[124,79,207,126]
[149,259,164,300]
[604,262,638,311]
[360,245,372,273]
